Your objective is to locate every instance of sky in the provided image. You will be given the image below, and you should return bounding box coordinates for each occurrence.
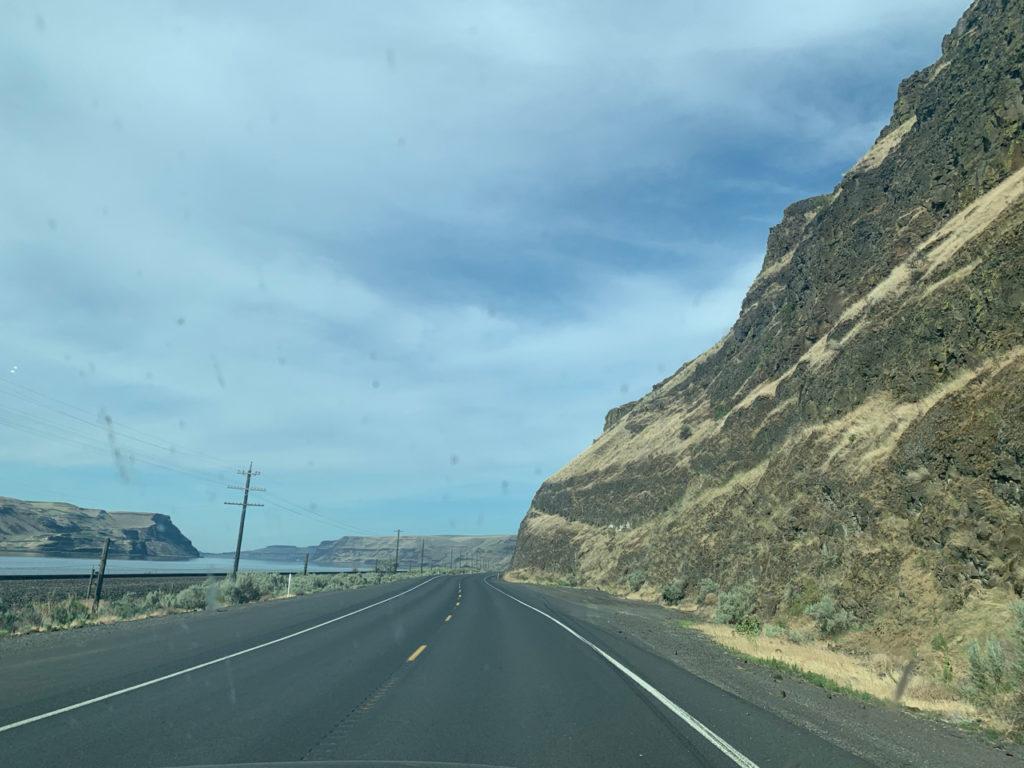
[0,0,969,552]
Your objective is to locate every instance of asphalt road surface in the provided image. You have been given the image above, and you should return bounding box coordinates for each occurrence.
[0,574,872,767]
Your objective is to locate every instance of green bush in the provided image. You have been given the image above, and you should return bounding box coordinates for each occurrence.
[763,623,785,639]
[715,583,757,625]
[966,638,1010,704]
[171,584,208,611]
[785,627,809,644]
[697,578,719,606]
[45,596,91,627]
[1012,601,1024,683]
[0,599,17,634]
[221,572,286,604]
[110,593,143,619]
[960,601,1024,733]
[291,573,356,595]
[736,614,762,637]
[804,596,851,637]
[625,570,647,592]
[661,579,686,604]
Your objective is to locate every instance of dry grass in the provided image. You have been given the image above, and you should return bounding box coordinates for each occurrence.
[849,117,917,174]
[928,59,950,81]
[693,622,977,721]
[731,362,797,412]
[749,249,795,289]
[835,166,1024,351]
[919,165,1024,278]
[677,459,769,510]
[812,346,1024,474]
[920,258,983,299]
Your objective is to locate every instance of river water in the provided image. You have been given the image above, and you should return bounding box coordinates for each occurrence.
[0,554,346,576]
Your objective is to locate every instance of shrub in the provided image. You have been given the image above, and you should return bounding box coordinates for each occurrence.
[696,578,719,606]
[626,570,647,592]
[0,600,17,634]
[171,584,208,611]
[764,623,785,639]
[45,597,90,628]
[804,596,851,637]
[736,614,762,637]
[785,627,809,644]
[110,593,146,619]
[715,583,757,625]
[966,638,1010,704]
[221,572,286,605]
[961,602,1024,731]
[661,579,686,604]
[1012,601,1024,682]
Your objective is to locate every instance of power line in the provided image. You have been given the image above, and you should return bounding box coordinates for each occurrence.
[0,411,228,488]
[261,492,374,535]
[0,378,376,539]
[0,377,237,469]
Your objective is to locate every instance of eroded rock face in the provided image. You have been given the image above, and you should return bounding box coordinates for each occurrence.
[513,0,1024,633]
[0,497,200,559]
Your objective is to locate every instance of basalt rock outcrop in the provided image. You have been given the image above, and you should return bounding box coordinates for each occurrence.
[512,0,1024,640]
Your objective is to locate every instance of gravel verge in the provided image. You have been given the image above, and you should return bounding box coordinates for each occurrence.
[521,581,1023,768]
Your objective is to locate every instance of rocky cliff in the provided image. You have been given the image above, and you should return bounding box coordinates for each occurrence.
[512,0,1024,644]
[0,497,200,559]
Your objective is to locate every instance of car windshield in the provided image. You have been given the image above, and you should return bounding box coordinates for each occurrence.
[2,2,1023,767]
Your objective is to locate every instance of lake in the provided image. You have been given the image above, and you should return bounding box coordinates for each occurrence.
[0,554,347,576]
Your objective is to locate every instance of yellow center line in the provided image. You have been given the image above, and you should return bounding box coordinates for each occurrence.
[445,614,452,622]
[407,644,427,662]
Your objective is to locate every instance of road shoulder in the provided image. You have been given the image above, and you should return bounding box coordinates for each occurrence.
[507,580,1023,768]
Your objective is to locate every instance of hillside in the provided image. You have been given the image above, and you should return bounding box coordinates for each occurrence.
[512,0,1024,654]
[215,535,516,571]
[0,497,199,559]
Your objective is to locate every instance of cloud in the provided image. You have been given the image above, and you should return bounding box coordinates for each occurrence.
[0,0,968,548]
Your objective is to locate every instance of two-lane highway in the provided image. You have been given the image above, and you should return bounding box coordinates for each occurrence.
[0,574,869,767]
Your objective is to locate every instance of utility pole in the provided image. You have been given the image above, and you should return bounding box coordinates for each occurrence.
[394,529,401,573]
[419,539,424,574]
[303,552,309,575]
[86,568,97,600]
[449,547,453,572]
[91,538,110,613]
[226,462,264,579]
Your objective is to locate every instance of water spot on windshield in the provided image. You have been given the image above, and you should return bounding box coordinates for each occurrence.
[212,357,227,388]
[101,410,131,482]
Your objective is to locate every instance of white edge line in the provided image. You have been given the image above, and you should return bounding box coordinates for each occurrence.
[0,576,440,734]
[485,577,760,768]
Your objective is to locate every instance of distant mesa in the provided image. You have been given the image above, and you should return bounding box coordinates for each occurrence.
[211,534,517,571]
[0,496,199,560]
